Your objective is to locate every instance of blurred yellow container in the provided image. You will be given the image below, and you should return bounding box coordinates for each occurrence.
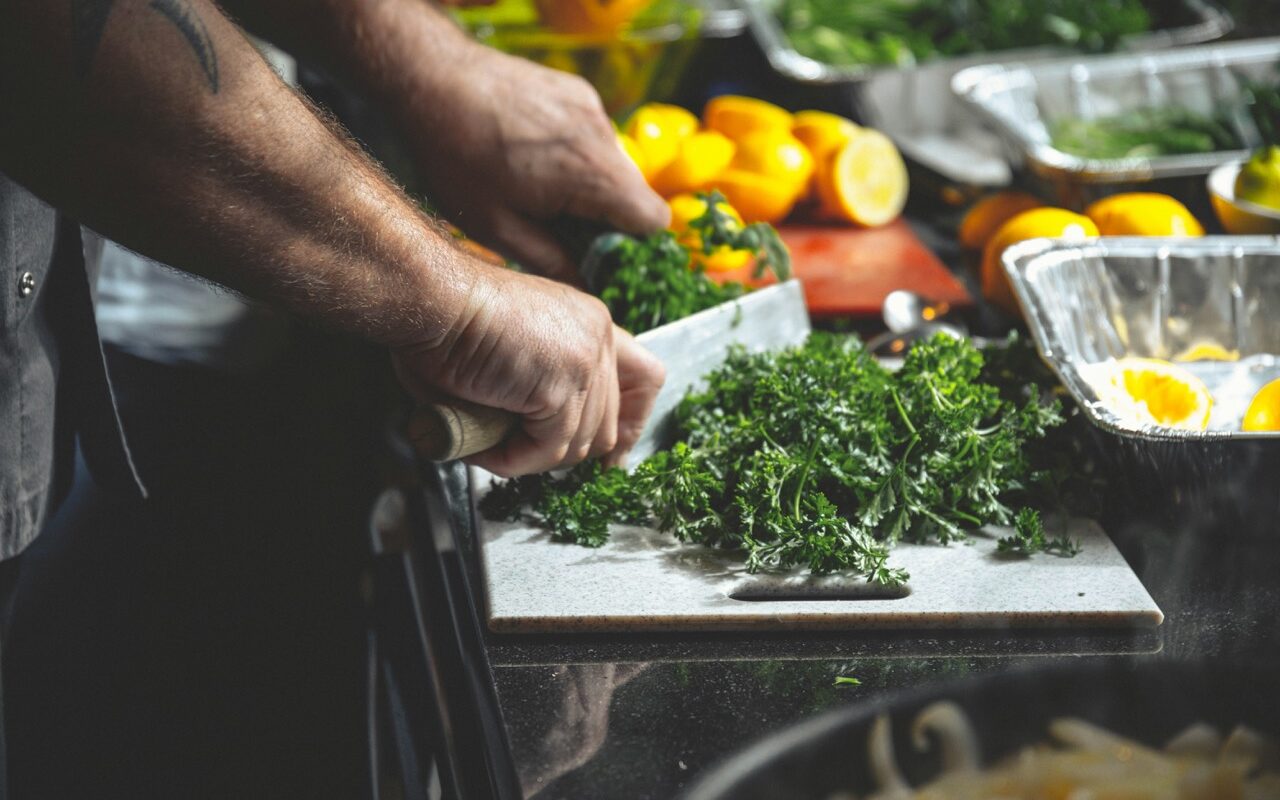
[454,0,701,116]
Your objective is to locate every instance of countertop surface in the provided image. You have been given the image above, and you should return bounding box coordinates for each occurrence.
[432,218,1280,800]
[443,466,1280,800]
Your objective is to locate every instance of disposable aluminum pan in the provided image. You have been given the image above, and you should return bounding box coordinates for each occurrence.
[742,0,1233,188]
[953,38,1280,208]
[1003,236,1280,535]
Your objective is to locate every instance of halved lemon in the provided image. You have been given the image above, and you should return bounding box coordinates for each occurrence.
[1243,378,1280,432]
[814,129,908,228]
[1084,358,1213,432]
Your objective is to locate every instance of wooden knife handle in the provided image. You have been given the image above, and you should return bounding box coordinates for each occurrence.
[408,400,518,462]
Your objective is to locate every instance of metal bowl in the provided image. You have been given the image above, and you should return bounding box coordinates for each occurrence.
[680,659,1277,800]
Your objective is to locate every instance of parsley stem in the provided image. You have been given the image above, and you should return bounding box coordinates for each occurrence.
[889,388,917,436]
[792,439,820,521]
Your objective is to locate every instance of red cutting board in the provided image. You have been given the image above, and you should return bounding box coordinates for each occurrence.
[709,220,972,318]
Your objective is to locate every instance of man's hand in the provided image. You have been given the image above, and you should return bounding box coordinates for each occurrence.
[403,44,670,283]
[392,267,664,476]
[222,0,672,275]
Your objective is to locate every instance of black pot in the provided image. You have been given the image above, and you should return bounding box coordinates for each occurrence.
[680,659,1278,800]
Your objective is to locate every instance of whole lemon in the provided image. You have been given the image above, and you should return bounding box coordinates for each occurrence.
[982,208,1098,315]
[1084,193,1205,236]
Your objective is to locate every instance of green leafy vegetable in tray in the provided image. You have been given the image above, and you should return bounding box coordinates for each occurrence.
[777,0,1154,68]
[1049,108,1245,159]
[482,333,1075,586]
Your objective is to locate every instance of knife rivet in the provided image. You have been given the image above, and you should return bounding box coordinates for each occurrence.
[18,271,36,298]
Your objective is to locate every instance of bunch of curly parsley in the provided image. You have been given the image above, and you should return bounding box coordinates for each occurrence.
[482,333,1077,586]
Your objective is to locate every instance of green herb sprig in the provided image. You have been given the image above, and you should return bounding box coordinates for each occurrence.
[596,192,790,335]
[997,508,1082,557]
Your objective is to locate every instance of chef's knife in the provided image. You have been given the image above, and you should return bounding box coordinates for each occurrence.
[408,222,810,463]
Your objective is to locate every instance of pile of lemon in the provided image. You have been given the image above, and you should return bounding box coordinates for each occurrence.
[618,97,908,227]
[958,191,1206,315]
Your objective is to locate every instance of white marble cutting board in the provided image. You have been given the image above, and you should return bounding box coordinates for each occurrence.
[472,470,1163,634]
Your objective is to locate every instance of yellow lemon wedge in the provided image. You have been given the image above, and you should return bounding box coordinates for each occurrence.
[813,129,908,228]
[1243,378,1280,432]
[1173,342,1240,362]
[1084,358,1212,432]
[624,103,699,177]
[1084,193,1205,237]
[651,131,735,197]
[958,191,1044,250]
[703,95,793,141]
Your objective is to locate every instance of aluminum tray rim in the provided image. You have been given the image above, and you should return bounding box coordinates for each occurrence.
[1002,236,1280,443]
[744,0,1233,87]
[952,37,1280,184]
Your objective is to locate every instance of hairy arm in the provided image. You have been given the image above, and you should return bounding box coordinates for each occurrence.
[4,0,478,346]
[0,0,664,474]
[221,0,670,281]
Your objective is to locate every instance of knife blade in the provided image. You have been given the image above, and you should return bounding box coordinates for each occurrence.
[408,224,810,463]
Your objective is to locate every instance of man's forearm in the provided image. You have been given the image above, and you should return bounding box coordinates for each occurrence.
[220,0,478,136]
[0,0,477,347]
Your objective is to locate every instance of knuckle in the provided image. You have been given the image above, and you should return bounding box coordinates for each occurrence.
[648,357,667,385]
[552,441,573,464]
[598,429,618,454]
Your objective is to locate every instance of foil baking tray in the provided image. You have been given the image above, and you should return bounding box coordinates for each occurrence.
[953,38,1280,206]
[741,0,1233,188]
[1004,236,1280,533]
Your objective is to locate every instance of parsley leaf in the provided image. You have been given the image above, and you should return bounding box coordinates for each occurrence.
[595,191,791,334]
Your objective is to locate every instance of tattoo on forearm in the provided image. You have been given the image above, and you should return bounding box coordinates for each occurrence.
[148,0,219,93]
[70,0,219,94]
